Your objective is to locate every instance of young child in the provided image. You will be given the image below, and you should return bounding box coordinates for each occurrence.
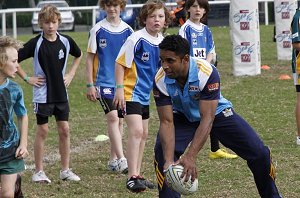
[0,36,28,198]
[113,0,170,193]
[86,0,133,173]
[17,5,82,183]
[179,0,237,159]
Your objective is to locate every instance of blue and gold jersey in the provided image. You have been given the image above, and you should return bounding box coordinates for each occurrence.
[116,28,163,105]
[154,58,232,122]
[0,79,27,163]
[179,19,215,59]
[291,9,300,84]
[87,18,133,87]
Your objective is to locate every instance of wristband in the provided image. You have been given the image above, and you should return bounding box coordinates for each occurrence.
[86,83,94,88]
[116,84,124,88]
[23,75,30,82]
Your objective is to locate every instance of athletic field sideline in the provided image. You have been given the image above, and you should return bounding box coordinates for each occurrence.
[16,25,299,197]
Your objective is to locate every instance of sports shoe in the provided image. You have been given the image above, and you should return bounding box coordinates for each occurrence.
[60,169,80,181]
[107,159,119,172]
[126,175,146,193]
[209,149,238,159]
[32,170,51,183]
[138,175,156,189]
[297,136,300,146]
[117,157,128,174]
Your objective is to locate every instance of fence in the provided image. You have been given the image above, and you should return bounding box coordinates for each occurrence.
[0,0,276,38]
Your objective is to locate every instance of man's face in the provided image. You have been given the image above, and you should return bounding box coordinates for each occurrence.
[159,50,187,79]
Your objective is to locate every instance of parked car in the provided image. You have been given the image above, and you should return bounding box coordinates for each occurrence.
[96,0,138,29]
[31,0,75,33]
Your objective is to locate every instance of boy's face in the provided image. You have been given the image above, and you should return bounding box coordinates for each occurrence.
[145,8,165,37]
[41,17,59,36]
[105,4,121,20]
[0,47,19,79]
[188,1,206,23]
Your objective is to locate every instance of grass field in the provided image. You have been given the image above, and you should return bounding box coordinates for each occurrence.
[15,25,300,198]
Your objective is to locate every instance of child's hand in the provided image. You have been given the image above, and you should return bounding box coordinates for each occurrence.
[27,76,45,87]
[64,73,75,88]
[15,145,29,159]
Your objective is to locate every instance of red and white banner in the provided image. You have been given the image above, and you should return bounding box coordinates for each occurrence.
[274,0,297,60]
[230,0,261,76]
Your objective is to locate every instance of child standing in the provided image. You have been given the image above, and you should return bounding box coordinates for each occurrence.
[179,0,237,159]
[113,0,170,193]
[86,0,133,173]
[0,36,28,197]
[17,5,82,183]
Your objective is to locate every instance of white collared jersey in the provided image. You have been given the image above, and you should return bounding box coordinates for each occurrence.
[154,58,232,122]
[116,28,163,105]
[18,32,81,103]
[179,19,215,59]
[87,18,133,87]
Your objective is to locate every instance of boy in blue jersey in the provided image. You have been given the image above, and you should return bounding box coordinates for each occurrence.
[86,0,133,174]
[17,5,82,183]
[291,8,300,146]
[113,0,170,193]
[179,0,236,159]
[153,35,281,198]
[0,36,28,198]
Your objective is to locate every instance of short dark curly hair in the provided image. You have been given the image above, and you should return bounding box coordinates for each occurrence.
[159,35,190,58]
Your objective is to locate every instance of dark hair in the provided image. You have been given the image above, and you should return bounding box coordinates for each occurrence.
[138,0,170,28]
[185,0,209,22]
[159,35,190,57]
[99,0,126,10]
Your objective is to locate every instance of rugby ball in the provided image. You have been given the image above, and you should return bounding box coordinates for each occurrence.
[165,164,198,195]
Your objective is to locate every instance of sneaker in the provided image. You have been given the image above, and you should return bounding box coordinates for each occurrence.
[209,149,238,159]
[138,175,156,189]
[107,159,119,172]
[297,136,300,146]
[60,169,80,181]
[14,174,24,198]
[117,157,128,174]
[126,175,146,193]
[32,170,51,183]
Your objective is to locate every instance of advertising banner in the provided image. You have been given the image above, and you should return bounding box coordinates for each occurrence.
[230,0,261,76]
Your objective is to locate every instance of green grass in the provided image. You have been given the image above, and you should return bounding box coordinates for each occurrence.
[15,25,300,197]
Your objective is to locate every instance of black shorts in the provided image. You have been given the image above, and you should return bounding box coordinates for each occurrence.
[124,101,149,120]
[98,97,123,117]
[34,102,69,125]
[296,85,300,92]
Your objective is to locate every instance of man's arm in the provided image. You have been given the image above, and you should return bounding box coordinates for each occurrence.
[178,99,218,181]
[64,51,83,87]
[157,104,175,171]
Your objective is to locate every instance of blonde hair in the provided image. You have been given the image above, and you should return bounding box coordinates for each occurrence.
[0,36,23,67]
[138,0,170,28]
[38,4,62,28]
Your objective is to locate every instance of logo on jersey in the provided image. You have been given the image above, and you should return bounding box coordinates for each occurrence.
[142,52,150,62]
[188,85,199,92]
[99,39,107,48]
[193,48,206,58]
[207,83,219,92]
[58,49,64,59]
[222,108,233,117]
[103,88,112,95]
